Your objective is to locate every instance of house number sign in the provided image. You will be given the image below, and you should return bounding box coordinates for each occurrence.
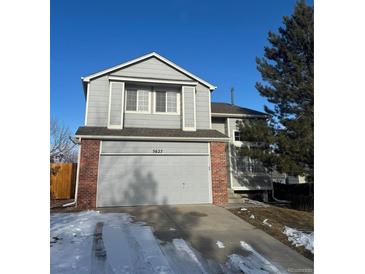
[152,149,163,153]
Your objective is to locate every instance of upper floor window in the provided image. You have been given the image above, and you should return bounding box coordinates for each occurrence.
[155,91,178,114]
[125,89,150,112]
[234,130,243,142]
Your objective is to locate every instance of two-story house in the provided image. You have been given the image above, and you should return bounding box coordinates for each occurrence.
[75,52,268,209]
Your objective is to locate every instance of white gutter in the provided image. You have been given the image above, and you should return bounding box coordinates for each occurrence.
[63,138,82,207]
[74,135,230,142]
[211,112,268,118]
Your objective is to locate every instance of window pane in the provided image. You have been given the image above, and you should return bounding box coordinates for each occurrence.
[166,92,177,112]
[155,91,166,112]
[126,90,137,111]
[138,90,149,112]
[234,131,241,141]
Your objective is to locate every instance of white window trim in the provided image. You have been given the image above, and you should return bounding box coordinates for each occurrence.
[227,118,233,188]
[233,130,244,146]
[233,130,242,141]
[208,90,212,129]
[125,88,152,114]
[152,89,180,115]
[107,81,125,129]
[84,82,90,125]
[182,86,196,131]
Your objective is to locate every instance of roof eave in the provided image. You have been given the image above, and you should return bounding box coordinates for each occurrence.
[211,112,269,118]
[75,134,229,142]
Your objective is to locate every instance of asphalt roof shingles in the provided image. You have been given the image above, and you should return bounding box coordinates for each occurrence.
[211,102,267,117]
[75,127,228,139]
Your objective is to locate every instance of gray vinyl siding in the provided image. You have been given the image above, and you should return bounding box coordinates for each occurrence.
[85,58,212,130]
[228,118,245,139]
[112,57,192,80]
[229,143,271,190]
[227,117,272,190]
[102,141,208,154]
[195,84,210,129]
[183,86,195,128]
[124,113,181,128]
[109,82,124,126]
[86,76,110,126]
[212,119,227,135]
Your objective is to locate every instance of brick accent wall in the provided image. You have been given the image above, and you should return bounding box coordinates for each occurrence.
[77,139,100,209]
[210,142,228,204]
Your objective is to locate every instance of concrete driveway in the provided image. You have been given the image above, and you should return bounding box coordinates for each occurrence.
[99,204,313,273]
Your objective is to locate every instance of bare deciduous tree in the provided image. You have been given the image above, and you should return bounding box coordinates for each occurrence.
[50,119,78,163]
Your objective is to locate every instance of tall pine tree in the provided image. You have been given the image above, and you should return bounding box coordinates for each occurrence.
[239,0,314,181]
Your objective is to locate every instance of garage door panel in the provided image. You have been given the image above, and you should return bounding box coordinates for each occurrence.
[97,154,210,207]
[102,141,208,154]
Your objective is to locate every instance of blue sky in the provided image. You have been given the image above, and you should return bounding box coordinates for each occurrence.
[51,0,313,132]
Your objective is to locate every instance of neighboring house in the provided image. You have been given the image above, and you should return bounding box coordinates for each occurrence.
[74,52,270,209]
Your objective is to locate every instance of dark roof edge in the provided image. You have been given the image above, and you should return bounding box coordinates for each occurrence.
[211,102,269,117]
[75,127,229,142]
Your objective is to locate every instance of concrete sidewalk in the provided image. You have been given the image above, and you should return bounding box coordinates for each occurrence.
[99,204,313,273]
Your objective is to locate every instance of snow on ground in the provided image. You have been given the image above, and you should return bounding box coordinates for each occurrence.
[223,241,286,274]
[216,241,225,248]
[283,226,314,254]
[51,211,173,274]
[263,219,272,228]
[51,211,287,274]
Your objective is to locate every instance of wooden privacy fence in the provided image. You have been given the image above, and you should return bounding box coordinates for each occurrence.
[50,163,77,199]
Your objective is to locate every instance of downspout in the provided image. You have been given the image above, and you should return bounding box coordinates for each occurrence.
[63,137,81,207]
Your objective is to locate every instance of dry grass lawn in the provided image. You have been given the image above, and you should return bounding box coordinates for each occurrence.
[229,205,314,261]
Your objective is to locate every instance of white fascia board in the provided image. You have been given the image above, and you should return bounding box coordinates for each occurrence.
[82,52,217,90]
[232,186,272,191]
[108,76,198,86]
[211,112,268,118]
[75,135,230,142]
[82,52,156,81]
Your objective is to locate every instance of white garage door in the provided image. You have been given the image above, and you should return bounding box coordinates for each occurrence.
[96,141,211,207]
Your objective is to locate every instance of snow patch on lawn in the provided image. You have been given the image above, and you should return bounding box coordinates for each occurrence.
[216,241,225,248]
[263,219,272,228]
[283,226,314,254]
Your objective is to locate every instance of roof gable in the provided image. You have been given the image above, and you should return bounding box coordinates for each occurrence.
[82,52,216,90]
[112,56,192,81]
